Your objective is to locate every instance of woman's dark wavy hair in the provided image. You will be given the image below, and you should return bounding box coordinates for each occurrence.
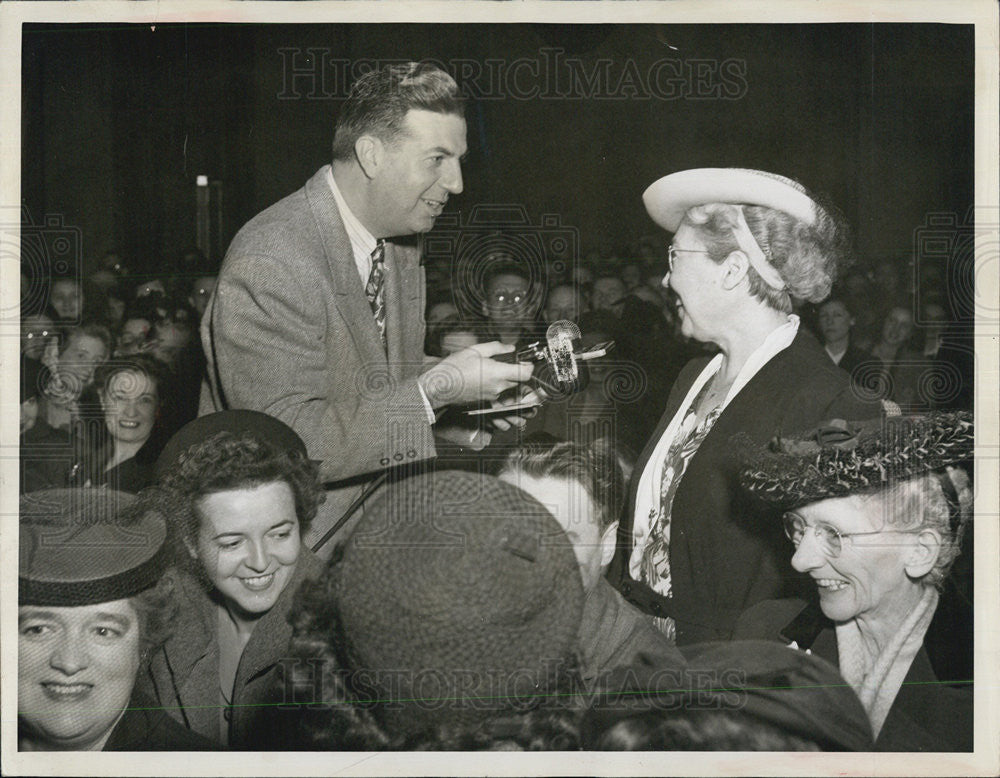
[158,431,323,563]
[272,554,583,751]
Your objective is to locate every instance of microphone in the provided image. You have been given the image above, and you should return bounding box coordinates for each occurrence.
[490,320,615,402]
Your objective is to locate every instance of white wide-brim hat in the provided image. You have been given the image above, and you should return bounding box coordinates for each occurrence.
[643,168,820,233]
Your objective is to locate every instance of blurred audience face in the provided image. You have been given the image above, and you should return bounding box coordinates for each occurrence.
[544,285,583,325]
[50,280,82,321]
[21,314,56,360]
[150,320,191,366]
[58,333,109,388]
[591,277,627,316]
[498,472,615,593]
[188,276,217,319]
[190,481,302,619]
[117,318,152,356]
[440,329,478,355]
[620,264,642,290]
[135,279,166,299]
[88,270,118,294]
[18,600,141,751]
[880,307,914,348]
[818,300,854,346]
[427,301,459,324]
[100,369,159,448]
[21,397,39,435]
[483,272,533,340]
[572,265,594,288]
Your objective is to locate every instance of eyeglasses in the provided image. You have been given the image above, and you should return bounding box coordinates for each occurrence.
[488,290,528,308]
[667,244,712,272]
[781,512,919,558]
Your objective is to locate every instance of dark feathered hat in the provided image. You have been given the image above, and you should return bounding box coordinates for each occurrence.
[740,411,973,512]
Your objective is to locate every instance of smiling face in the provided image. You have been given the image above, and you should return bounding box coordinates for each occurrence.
[881,307,914,348]
[591,278,626,315]
[788,496,926,629]
[364,109,466,238]
[191,481,301,621]
[665,223,725,342]
[58,334,108,388]
[18,599,141,751]
[100,369,158,447]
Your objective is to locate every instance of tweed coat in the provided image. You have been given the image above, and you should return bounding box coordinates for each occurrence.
[137,549,324,748]
[607,328,881,645]
[201,166,436,548]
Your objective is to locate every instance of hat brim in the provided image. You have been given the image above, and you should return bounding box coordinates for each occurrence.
[642,168,818,233]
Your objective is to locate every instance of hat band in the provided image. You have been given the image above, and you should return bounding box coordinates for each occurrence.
[734,206,786,291]
[19,543,168,607]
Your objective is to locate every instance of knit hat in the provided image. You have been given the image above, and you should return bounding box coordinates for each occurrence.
[154,409,312,480]
[19,489,168,607]
[583,639,874,751]
[335,470,585,736]
[740,411,973,516]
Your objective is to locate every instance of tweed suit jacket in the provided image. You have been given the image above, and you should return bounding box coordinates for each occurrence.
[201,166,436,542]
[607,328,881,645]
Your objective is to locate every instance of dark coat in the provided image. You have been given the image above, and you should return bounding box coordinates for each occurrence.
[734,597,973,752]
[20,418,72,493]
[607,328,880,645]
[104,691,220,751]
[137,549,324,748]
[577,578,685,691]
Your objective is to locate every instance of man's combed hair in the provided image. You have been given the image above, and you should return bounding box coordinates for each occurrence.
[332,61,465,161]
[500,438,626,531]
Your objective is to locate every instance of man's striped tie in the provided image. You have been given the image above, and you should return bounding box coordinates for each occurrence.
[365,239,386,350]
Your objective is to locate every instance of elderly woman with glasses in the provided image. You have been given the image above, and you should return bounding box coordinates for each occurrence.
[608,168,879,646]
[736,411,973,751]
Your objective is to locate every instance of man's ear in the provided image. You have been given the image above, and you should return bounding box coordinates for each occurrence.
[721,250,750,290]
[354,134,383,179]
[904,529,942,580]
[599,521,619,568]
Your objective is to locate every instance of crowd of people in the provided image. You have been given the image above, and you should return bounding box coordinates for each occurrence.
[17,62,974,755]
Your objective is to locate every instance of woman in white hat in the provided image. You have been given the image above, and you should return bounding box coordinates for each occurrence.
[608,168,880,646]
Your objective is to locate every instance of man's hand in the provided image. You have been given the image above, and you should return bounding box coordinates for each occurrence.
[418,341,534,410]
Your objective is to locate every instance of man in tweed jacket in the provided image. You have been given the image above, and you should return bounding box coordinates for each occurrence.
[201,63,531,553]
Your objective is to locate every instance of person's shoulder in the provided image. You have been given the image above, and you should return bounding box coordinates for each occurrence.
[733,597,809,641]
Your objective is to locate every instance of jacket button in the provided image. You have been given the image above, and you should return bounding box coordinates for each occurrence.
[380,457,390,466]
[622,583,632,595]
[406,448,417,458]
[393,453,404,462]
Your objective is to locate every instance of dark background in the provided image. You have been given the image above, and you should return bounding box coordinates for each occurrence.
[22,22,974,282]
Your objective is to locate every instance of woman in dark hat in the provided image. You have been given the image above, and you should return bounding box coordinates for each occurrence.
[608,167,879,646]
[18,489,215,751]
[137,410,325,748]
[736,411,973,751]
[277,470,586,750]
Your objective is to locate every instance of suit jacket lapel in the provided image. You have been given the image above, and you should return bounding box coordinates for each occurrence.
[304,167,385,363]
